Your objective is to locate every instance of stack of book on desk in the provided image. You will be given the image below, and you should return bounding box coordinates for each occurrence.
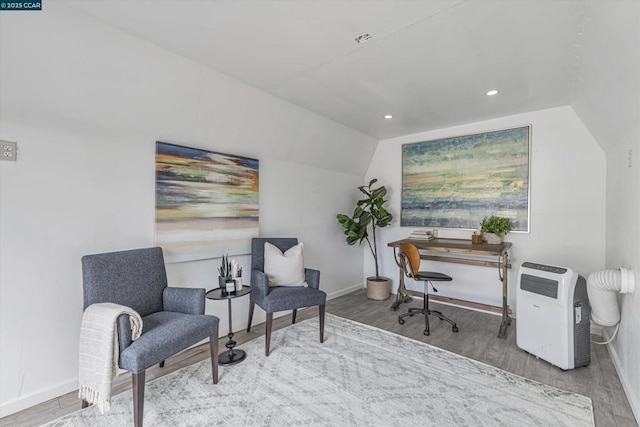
[408,230,434,240]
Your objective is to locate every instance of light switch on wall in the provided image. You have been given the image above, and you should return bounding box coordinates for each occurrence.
[1,140,18,162]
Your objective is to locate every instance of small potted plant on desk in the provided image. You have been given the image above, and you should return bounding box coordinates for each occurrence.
[480,215,514,244]
[218,254,235,294]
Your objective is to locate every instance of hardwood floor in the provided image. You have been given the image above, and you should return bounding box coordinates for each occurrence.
[1,289,637,426]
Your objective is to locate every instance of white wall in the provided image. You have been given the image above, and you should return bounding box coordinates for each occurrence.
[571,0,639,154]
[603,123,640,421]
[571,1,640,419]
[366,106,606,313]
[0,5,374,415]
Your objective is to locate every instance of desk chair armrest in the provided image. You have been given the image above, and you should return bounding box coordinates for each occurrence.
[251,269,270,300]
[163,287,205,315]
[305,268,320,289]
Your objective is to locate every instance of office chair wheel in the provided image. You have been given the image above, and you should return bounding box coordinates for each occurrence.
[423,329,430,336]
[452,325,459,333]
[398,318,405,325]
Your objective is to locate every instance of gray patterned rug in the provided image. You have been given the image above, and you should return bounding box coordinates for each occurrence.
[45,314,594,426]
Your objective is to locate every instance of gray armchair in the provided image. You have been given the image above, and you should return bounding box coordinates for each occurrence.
[81,247,219,427]
[247,238,326,356]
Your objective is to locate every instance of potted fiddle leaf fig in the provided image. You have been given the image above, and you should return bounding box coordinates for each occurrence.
[337,179,393,300]
[480,215,514,244]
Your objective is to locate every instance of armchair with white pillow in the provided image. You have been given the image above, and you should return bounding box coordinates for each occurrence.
[247,238,326,356]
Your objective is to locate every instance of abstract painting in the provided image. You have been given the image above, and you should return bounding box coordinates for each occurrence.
[401,126,530,231]
[155,142,259,262]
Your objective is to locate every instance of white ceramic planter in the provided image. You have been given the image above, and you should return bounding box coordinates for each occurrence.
[484,232,502,244]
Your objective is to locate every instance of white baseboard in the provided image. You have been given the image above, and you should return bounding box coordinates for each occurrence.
[327,283,364,300]
[606,336,640,424]
[0,378,78,418]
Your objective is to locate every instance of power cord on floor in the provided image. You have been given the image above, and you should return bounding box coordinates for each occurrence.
[591,322,620,345]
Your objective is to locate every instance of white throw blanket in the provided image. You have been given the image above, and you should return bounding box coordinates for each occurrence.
[78,303,143,414]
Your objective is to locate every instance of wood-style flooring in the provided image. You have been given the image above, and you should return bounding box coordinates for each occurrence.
[1,288,637,427]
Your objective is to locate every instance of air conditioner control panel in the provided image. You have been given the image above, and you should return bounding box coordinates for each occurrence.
[521,262,567,275]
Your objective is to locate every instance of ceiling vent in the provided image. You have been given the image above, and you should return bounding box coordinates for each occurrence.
[354,34,372,44]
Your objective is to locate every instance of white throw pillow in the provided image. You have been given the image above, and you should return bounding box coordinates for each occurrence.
[264,242,306,287]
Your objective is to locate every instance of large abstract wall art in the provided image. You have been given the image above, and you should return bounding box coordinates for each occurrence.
[401,126,530,231]
[155,142,259,262]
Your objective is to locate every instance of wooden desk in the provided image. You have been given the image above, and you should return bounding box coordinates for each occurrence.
[388,238,512,338]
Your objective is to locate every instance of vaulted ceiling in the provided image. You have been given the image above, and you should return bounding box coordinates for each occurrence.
[65,1,639,148]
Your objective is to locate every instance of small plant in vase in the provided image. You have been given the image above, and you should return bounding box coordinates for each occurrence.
[218,254,235,293]
[480,216,514,244]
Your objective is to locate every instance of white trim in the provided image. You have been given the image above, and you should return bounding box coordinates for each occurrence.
[606,336,640,424]
[0,378,78,418]
[327,283,364,300]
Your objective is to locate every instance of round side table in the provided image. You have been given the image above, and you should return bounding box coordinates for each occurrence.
[205,285,252,365]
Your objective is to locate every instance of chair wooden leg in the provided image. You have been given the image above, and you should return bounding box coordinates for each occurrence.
[247,300,255,332]
[265,312,273,356]
[132,371,145,427]
[319,304,325,343]
[292,309,297,324]
[210,334,219,384]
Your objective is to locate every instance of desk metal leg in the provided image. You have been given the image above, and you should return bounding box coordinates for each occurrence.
[219,298,246,365]
[497,251,511,339]
[390,262,412,311]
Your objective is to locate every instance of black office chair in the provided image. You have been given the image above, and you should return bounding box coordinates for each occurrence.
[396,242,458,336]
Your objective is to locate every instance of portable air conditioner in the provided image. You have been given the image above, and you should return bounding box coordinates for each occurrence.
[516,262,591,370]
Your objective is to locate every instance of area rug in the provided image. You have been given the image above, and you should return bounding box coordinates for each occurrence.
[45,314,594,426]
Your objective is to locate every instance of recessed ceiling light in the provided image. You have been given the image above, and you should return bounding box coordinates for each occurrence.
[355,33,372,44]
[486,89,499,96]
[384,114,393,119]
